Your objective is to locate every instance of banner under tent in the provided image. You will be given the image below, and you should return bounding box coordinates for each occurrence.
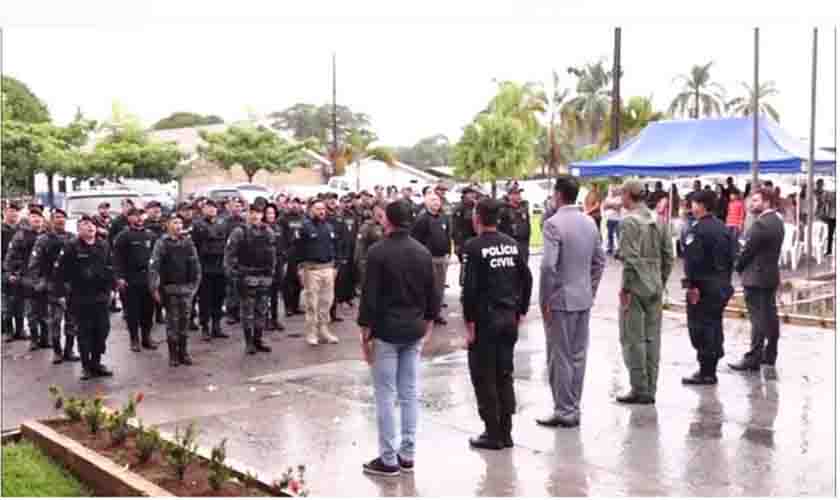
[569,116,836,178]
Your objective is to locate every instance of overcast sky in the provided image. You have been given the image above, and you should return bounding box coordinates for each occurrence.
[2,2,837,147]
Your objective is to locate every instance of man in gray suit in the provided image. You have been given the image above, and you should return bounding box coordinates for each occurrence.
[729,187,785,371]
[537,176,606,428]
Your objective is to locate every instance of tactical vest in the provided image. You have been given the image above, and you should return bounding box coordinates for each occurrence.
[205,220,228,256]
[75,239,113,289]
[127,229,154,273]
[161,239,196,286]
[238,226,273,271]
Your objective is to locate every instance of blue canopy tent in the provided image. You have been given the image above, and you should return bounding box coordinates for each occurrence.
[570,116,836,177]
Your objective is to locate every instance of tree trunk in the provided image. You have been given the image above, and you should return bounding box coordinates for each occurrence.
[491,180,497,199]
[47,173,55,209]
[356,160,361,192]
[694,90,700,119]
[246,171,255,183]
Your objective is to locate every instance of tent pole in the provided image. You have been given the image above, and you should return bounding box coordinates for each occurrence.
[751,27,760,189]
[806,28,818,282]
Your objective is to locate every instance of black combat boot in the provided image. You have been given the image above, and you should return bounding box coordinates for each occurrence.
[168,340,180,367]
[38,320,50,348]
[179,336,193,365]
[91,353,113,377]
[469,416,504,450]
[254,328,272,353]
[129,329,141,352]
[14,314,28,340]
[2,317,12,340]
[28,322,41,351]
[500,414,514,448]
[201,324,212,342]
[52,336,64,364]
[211,319,229,338]
[243,328,257,355]
[63,336,80,362]
[227,307,240,325]
[141,328,159,350]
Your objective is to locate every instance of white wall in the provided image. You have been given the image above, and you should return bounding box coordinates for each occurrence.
[343,159,439,191]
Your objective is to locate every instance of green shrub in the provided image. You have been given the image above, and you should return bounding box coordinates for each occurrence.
[165,422,199,481]
[2,441,91,497]
[208,438,230,491]
[83,395,106,434]
[136,420,162,464]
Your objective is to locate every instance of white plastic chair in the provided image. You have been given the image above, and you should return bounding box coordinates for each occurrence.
[780,223,796,269]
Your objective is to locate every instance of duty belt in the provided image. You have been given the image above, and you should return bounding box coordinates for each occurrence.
[301,262,334,270]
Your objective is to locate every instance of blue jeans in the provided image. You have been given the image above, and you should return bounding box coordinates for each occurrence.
[606,219,621,253]
[372,339,421,466]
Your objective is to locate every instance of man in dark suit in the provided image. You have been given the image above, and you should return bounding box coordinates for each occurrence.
[729,188,785,371]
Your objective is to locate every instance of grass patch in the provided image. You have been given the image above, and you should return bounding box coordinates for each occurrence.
[2,440,91,497]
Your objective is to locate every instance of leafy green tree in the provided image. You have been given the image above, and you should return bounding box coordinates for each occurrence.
[198,125,314,183]
[330,129,395,190]
[395,134,452,167]
[269,103,371,146]
[599,96,665,148]
[453,112,536,198]
[486,80,546,138]
[566,60,614,144]
[574,143,608,162]
[151,112,224,130]
[1,75,50,124]
[726,81,781,122]
[668,62,726,119]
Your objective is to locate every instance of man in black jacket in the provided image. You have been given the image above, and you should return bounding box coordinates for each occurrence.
[461,198,533,450]
[2,202,26,342]
[729,188,785,371]
[411,192,452,325]
[192,200,231,341]
[113,207,159,352]
[4,208,48,350]
[359,200,438,478]
[498,186,531,262]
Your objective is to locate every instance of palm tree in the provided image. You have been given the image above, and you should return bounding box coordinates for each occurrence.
[726,81,781,122]
[566,60,613,145]
[536,70,575,176]
[329,128,395,191]
[668,61,726,119]
[600,96,665,148]
[485,80,546,138]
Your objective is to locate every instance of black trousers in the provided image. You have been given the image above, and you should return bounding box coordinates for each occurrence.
[825,217,836,255]
[124,282,154,336]
[516,240,530,264]
[467,310,518,438]
[74,304,109,371]
[743,286,780,365]
[199,273,227,325]
[283,261,302,312]
[686,285,732,375]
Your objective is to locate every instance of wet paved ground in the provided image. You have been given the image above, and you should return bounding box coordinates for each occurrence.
[2,256,835,496]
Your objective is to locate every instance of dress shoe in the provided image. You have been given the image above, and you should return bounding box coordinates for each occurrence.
[536,415,580,428]
[616,392,655,405]
[94,365,114,377]
[469,433,503,450]
[728,361,759,372]
[80,369,94,381]
[681,372,717,385]
[130,340,142,352]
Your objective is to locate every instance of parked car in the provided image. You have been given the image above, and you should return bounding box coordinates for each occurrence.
[63,189,143,234]
[194,184,272,205]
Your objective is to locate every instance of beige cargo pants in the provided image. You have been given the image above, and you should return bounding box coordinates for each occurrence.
[300,263,337,344]
[432,256,449,316]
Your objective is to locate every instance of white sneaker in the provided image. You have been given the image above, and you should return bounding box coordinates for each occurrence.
[320,332,339,344]
[305,334,319,346]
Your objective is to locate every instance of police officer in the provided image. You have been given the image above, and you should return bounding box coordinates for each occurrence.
[108,199,134,244]
[452,187,479,262]
[55,215,116,381]
[297,200,339,346]
[354,201,386,297]
[2,202,26,342]
[192,199,231,341]
[615,180,674,404]
[27,208,80,364]
[224,198,247,325]
[144,201,168,324]
[330,195,357,321]
[113,207,159,352]
[461,198,533,450]
[149,216,202,366]
[92,202,113,242]
[411,192,452,325]
[176,201,200,331]
[263,203,289,332]
[681,190,735,385]
[225,204,276,355]
[498,186,532,262]
[4,208,48,350]
[283,198,306,318]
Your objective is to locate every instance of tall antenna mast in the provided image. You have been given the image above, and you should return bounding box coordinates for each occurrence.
[332,52,338,176]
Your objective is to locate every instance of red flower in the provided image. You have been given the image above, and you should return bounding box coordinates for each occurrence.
[135,392,145,404]
[289,480,300,494]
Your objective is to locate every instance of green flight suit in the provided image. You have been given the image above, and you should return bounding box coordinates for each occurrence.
[617,206,674,398]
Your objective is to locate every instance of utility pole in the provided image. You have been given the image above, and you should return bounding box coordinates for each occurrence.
[332,52,338,178]
[751,27,760,189]
[806,28,818,278]
[610,27,622,151]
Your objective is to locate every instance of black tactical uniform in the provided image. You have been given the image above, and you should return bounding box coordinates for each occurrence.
[283,211,306,317]
[461,228,533,449]
[224,213,247,323]
[143,214,167,324]
[4,224,48,349]
[192,214,231,340]
[452,199,477,262]
[55,233,116,380]
[268,217,290,331]
[329,208,357,318]
[498,200,532,262]
[2,220,25,341]
[149,233,202,366]
[681,213,735,385]
[28,225,78,363]
[224,223,276,354]
[113,223,159,351]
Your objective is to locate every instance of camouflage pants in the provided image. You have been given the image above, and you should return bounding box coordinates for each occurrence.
[165,293,192,343]
[47,298,77,346]
[240,286,270,331]
[26,293,49,342]
[226,278,240,314]
[2,285,24,336]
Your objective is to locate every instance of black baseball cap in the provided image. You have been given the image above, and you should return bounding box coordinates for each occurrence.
[145,200,161,209]
[127,207,144,216]
[203,199,218,208]
[78,214,95,224]
[6,202,21,210]
[177,202,192,212]
[28,207,44,217]
[52,208,67,217]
